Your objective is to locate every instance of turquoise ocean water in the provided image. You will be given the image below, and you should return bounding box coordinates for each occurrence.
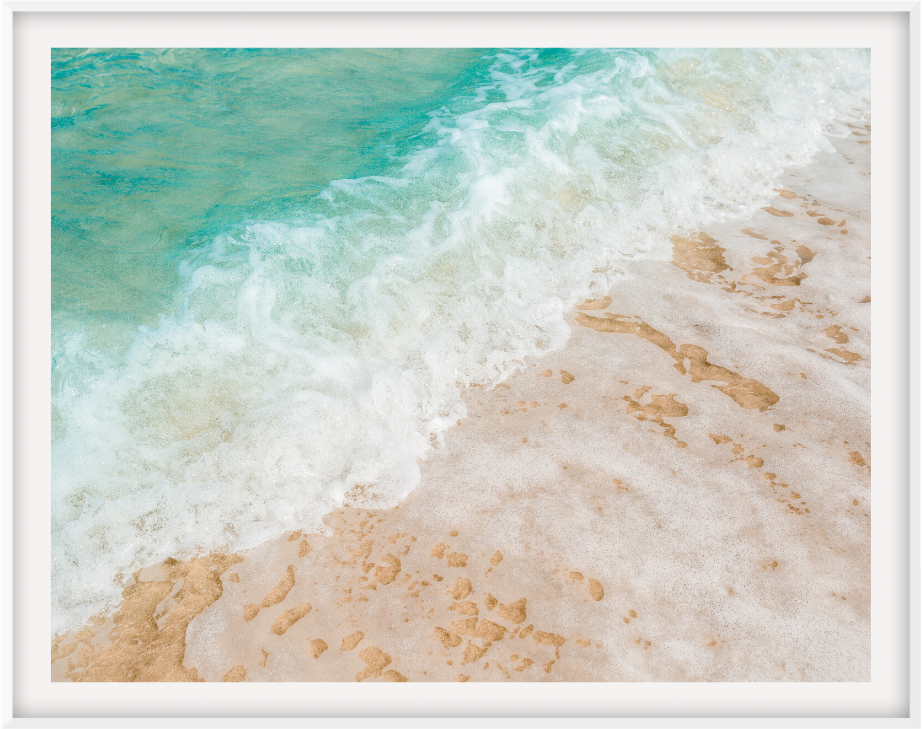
[51,48,870,634]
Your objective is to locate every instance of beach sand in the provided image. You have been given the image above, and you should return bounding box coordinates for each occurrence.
[51,125,872,683]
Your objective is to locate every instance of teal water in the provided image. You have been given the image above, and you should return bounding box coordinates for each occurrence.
[53,48,487,354]
[51,48,871,634]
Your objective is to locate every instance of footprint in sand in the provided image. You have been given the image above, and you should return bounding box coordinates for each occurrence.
[341,631,364,651]
[577,314,779,412]
[244,566,296,622]
[355,646,392,681]
[762,206,794,217]
[270,602,312,636]
[670,233,730,284]
[622,392,689,447]
[308,639,328,658]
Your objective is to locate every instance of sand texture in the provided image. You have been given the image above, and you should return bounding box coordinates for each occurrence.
[51,127,871,683]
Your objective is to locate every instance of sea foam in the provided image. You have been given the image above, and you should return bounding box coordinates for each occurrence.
[51,48,870,634]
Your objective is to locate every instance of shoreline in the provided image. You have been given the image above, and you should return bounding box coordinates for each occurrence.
[52,126,872,682]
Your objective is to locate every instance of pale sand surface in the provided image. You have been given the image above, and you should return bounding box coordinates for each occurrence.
[51,126,871,682]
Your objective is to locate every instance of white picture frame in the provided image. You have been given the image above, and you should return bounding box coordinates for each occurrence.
[3,3,918,726]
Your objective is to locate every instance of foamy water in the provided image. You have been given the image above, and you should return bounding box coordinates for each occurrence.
[51,48,870,634]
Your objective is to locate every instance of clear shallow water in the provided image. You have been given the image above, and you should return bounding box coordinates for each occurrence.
[52,48,485,353]
[51,48,870,634]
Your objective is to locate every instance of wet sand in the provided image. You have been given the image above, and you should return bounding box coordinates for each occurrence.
[51,125,872,683]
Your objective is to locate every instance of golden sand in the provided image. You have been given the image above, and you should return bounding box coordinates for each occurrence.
[51,129,871,683]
